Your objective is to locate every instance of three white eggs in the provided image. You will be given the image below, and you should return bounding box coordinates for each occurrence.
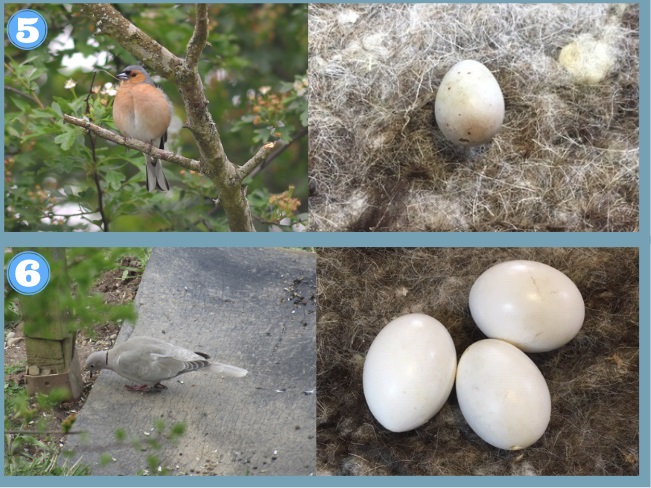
[362,260,584,450]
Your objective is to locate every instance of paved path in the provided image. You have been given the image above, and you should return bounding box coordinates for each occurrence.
[64,248,316,476]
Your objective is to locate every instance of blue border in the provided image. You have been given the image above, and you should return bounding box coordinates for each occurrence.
[0,475,646,487]
[2,1,650,487]
[0,231,643,248]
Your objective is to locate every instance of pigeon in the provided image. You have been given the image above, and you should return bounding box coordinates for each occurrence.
[85,335,248,392]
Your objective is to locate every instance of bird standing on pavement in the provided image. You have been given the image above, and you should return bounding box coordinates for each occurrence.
[85,336,248,392]
[113,65,172,192]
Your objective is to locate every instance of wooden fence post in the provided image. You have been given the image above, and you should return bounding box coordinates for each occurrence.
[22,248,83,400]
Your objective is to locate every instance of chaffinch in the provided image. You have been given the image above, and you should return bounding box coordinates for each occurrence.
[113,65,172,192]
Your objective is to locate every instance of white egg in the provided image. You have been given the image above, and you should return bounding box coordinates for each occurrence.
[435,59,505,146]
[456,339,551,450]
[363,313,457,432]
[469,260,585,352]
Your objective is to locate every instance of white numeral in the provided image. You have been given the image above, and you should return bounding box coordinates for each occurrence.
[16,17,40,43]
[15,259,41,287]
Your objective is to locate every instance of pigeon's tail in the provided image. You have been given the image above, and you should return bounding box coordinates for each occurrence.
[208,362,248,378]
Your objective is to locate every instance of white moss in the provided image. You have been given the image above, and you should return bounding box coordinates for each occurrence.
[559,35,616,84]
[309,3,639,232]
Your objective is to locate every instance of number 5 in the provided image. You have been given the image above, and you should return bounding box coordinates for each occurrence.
[16,17,40,43]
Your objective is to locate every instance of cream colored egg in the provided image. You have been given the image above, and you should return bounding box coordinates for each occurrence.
[435,59,505,146]
[469,260,585,352]
[456,339,551,450]
[363,313,457,432]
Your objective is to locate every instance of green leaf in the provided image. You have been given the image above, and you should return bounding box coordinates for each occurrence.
[104,169,127,192]
[54,126,80,151]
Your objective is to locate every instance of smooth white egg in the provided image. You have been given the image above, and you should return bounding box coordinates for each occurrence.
[363,313,457,432]
[435,59,505,146]
[456,339,551,450]
[469,260,585,352]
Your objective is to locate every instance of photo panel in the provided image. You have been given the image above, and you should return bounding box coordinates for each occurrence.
[316,247,639,476]
[308,3,639,232]
[4,247,316,476]
[4,3,308,232]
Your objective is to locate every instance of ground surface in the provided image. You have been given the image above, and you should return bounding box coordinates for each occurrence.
[317,248,639,476]
[309,3,639,231]
[63,247,316,476]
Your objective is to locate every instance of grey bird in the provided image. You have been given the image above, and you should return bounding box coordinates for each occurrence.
[85,336,248,392]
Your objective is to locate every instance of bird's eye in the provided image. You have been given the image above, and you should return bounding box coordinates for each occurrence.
[130,72,137,77]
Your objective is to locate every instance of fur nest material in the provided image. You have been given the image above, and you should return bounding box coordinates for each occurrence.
[308,4,639,231]
[316,248,639,475]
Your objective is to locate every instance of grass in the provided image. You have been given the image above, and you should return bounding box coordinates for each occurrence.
[4,365,90,476]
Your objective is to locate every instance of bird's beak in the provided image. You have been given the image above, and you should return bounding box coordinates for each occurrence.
[89,369,95,379]
[116,72,128,82]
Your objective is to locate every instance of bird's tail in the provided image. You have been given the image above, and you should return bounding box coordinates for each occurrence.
[208,362,248,378]
[146,156,170,192]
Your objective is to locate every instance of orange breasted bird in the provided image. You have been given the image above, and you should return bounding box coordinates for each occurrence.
[113,65,172,192]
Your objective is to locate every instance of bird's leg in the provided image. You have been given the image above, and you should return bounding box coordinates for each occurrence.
[153,382,168,390]
[125,384,151,392]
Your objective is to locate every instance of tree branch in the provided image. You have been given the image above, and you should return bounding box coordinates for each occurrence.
[84,71,110,232]
[238,141,281,180]
[251,127,308,178]
[186,4,208,69]
[77,4,182,80]
[63,115,203,173]
[77,3,275,231]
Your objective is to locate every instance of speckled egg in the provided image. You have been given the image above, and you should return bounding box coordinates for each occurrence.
[469,260,585,352]
[363,313,457,432]
[456,339,551,450]
[435,60,505,146]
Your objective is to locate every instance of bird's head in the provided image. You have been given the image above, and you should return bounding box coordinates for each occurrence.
[85,351,109,378]
[116,65,150,84]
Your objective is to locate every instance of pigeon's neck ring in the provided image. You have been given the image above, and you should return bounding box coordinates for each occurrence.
[105,350,109,365]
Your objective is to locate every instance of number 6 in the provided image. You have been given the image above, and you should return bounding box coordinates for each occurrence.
[15,259,41,287]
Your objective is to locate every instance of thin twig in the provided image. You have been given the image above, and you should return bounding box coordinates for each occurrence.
[4,85,35,102]
[62,114,203,173]
[186,4,208,69]
[237,141,282,180]
[251,127,308,178]
[4,59,45,109]
[83,71,110,232]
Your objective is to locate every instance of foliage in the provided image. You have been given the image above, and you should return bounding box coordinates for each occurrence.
[3,247,148,476]
[250,185,308,231]
[4,4,308,232]
[4,248,144,332]
[4,376,90,476]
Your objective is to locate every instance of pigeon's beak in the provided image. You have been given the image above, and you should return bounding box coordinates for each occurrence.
[89,369,95,379]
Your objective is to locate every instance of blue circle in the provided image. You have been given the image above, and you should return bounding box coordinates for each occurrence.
[6,251,51,295]
[7,9,48,50]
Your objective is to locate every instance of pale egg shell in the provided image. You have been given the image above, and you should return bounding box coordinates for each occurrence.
[363,313,457,432]
[435,59,505,146]
[469,260,585,352]
[456,339,551,450]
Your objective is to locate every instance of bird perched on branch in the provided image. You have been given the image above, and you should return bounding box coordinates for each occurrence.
[113,65,172,192]
[85,336,248,392]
